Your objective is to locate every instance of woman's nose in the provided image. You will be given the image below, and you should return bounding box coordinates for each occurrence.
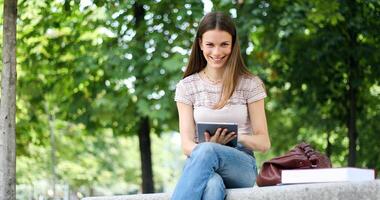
[212,46,222,55]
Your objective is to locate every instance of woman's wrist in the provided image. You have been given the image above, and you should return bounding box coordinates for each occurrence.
[238,134,270,152]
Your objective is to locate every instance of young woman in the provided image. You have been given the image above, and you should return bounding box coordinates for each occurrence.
[172,11,271,200]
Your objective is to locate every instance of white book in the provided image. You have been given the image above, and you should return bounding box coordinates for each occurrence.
[281,167,375,184]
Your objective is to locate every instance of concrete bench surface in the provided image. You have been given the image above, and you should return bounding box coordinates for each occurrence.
[83,180,380,200]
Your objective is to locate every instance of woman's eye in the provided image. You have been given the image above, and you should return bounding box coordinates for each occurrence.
[206,44,213,46]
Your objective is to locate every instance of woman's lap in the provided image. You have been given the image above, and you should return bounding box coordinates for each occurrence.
[171,143,257,200]
[188,142,257,188]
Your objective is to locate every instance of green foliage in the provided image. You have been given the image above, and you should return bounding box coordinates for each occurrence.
[14,0,204,194]
[7,0,380,195]
[211,0,380,170]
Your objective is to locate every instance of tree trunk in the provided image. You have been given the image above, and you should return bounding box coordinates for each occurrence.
[326,131,332,158]
[133,2,155,193]
[45,104,57,199]
[346,0,359,167]
[0,0,18,199]
[138,116,154,193]
[347,53,358,167]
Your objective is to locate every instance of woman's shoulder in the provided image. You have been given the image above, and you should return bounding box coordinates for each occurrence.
[177,73,201,85]
[237,74,265,91]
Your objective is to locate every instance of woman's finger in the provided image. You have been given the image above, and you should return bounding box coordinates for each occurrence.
[204,132,211,142]
[225,132,237,143]
[210,128,221,143]
[219,129,229,144]
[220,128,228,137]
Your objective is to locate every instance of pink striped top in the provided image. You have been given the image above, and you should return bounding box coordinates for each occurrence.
[175,73,267,135]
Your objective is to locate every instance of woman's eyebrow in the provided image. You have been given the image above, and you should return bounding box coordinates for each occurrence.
[205,41,231,43]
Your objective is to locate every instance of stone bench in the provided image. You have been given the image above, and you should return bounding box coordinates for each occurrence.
[83,180,380,200]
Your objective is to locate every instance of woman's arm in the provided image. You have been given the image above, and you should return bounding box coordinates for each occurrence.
[238,99,271,153]
[177,102,197,156]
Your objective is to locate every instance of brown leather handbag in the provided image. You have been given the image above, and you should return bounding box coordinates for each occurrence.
[256,142,332,187]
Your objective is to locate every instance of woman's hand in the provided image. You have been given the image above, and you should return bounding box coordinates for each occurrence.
[204,128,237,145]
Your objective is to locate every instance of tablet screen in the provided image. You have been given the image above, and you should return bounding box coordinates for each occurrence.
[196,122,238,147]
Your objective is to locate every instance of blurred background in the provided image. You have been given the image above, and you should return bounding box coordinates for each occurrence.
[0,0,379,199]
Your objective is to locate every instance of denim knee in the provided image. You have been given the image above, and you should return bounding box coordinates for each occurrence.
[202,173,225,200]
[191,142,219,158]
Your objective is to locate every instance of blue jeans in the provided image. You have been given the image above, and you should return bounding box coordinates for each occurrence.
[171,142,257,200]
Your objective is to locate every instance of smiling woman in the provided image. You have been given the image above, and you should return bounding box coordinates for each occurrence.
[171,12,271,200]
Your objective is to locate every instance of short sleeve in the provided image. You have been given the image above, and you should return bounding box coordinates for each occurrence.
[247,77,267,103]
[174,81,193,105]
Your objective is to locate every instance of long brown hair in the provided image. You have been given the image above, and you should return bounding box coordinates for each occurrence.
[183,12,253,109]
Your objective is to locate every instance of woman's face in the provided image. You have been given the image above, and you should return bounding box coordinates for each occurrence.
[199,29,232,69]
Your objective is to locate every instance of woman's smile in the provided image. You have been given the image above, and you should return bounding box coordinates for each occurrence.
[210,56,226,63]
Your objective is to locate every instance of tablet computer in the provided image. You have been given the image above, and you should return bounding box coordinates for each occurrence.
[196,122,238,147]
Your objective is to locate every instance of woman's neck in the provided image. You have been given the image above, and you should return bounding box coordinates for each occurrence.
[203,67,224,83]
